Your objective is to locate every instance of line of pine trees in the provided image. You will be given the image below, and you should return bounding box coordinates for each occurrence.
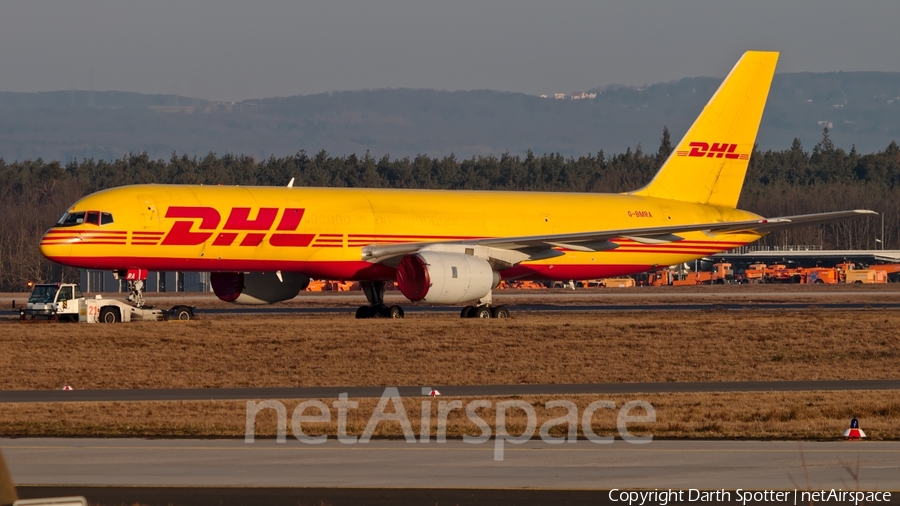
[0,128,897,291]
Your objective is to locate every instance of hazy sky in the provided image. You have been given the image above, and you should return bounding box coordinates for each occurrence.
[1,0,898,102]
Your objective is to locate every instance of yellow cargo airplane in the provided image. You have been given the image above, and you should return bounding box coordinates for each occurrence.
[40,51,873,318]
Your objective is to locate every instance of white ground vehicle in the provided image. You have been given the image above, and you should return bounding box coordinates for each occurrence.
[20,283,193,323]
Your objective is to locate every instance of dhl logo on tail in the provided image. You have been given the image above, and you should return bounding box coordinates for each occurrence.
[675,142,750,160]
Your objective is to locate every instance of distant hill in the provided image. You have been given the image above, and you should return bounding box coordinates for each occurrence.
[0,72,898,162]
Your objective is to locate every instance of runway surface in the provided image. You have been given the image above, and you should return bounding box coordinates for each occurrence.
[199,301,900,314]
[4,438,899,490]
[3,379,900,403]
[9,486,683,506]
[6,301,900,318]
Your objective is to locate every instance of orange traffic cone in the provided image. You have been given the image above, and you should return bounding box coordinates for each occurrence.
[842,417,866,440]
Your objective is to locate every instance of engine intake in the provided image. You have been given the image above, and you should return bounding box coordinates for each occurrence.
[397,251,499,304]
[211,272,310,305]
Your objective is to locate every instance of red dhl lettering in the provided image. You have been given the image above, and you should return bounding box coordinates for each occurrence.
[161,206,220,246]
[224,207,279,230]
[675,142,750,160]
[160,206,313,247]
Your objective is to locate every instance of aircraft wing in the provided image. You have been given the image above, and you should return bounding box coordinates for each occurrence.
[709,210,877,234]
[361,209,876,266]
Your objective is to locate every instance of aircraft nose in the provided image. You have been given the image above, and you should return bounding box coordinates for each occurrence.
[39,229,73,262]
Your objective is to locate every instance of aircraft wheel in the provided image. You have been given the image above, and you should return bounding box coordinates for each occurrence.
[474,306,492,319]
[388,305,405,318]
[355,305,372,319]
[460,306,475,318]
[491,306,510,319]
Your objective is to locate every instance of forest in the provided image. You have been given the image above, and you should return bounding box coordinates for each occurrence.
[0,128,896,291]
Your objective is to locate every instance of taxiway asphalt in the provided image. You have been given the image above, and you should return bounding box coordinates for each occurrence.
[5,300,900,317]
[3,379,900,403]
[4,438,899,490]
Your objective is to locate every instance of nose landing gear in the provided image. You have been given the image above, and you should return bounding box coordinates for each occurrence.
[125,279,145,308]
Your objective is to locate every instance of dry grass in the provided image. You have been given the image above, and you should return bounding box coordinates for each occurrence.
[1,391,896,440]
[2,310,900,390]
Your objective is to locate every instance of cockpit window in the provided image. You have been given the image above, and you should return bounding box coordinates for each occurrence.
[56,212,85,227]
[55,211,114,227]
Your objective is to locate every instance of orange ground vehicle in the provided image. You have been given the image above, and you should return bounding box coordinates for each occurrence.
[671,271,712,286]
[648,269,673,286]
[844,270,888,284]
[742,263,767,283]
[306,280,327,291]
[512,280,546,290]
[741,262,886,284]
[306,280,353,291]
[711,262,734,282]
[805,267,838,284]
[600,278,635,288]
[671,262,735,286]
[872,264,900,282]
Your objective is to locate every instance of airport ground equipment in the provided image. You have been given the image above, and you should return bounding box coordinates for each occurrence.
[20,283,194,323]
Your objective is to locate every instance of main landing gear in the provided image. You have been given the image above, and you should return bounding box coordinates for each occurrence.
[354,284,510,319]
[356,281,405,319]
[459,291,510,319]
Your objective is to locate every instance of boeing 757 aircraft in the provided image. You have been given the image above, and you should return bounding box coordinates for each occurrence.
[40,51,874,318]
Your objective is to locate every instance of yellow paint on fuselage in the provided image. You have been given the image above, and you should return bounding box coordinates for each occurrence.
[41,184,763,280]
[40,51,780,282]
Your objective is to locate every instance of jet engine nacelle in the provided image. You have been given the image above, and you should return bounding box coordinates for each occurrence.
[396,251,499,304]
[210,271,310,305]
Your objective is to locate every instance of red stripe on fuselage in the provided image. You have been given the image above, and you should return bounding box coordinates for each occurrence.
[44,230,127,235]
[41,255,655,282]
[347,234,482,240]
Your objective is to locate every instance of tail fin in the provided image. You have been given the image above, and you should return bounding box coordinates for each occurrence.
[631,51,779,208]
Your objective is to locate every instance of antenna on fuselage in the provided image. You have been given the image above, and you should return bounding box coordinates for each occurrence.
[287,178,295,188]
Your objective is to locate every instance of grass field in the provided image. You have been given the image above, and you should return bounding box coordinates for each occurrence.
[2,302,899,439]
[1,391,896,440]
[1,310,899,390]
